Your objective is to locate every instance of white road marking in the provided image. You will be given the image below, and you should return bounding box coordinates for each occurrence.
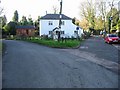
[80,46,88,49]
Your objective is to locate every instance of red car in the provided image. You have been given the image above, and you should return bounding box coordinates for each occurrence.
[104,34,120,44]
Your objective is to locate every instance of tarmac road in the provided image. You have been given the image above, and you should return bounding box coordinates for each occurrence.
[2,40,118,88]
[79,36,120,64]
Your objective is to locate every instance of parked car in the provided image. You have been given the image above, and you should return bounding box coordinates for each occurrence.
[104,34,120,44]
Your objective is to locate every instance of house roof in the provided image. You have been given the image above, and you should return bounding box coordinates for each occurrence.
[16,25,35,29]
[40,14,72,20]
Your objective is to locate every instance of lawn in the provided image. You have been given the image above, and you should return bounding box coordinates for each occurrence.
[24,39,82,48]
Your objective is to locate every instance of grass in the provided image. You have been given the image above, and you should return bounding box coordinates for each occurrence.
[23,39,82,48]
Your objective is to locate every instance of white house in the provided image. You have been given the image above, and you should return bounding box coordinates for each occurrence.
[39,14,83,38]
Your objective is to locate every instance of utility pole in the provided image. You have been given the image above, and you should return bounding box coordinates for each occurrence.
[58,0,62,42]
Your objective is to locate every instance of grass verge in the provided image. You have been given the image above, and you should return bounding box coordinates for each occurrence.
[23,39,82,49]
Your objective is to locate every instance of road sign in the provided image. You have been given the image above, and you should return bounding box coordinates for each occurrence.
[76,27,79,30]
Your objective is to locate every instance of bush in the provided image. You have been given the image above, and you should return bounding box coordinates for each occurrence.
[82,31,91,39]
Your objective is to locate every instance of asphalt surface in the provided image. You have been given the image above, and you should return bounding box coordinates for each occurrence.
[2,40,118,88]
[0,40,2,89]
[79,36,120,64]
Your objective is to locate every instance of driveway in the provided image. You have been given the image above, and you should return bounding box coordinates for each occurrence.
[2,40,118,88]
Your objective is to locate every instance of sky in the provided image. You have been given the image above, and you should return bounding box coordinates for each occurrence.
[1,0,119,22]
[1,0,83,22]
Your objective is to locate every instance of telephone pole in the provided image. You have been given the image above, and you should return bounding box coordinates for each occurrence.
[58,0,62,42]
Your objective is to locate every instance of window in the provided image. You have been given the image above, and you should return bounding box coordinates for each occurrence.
[59,31,64,34]
[26,29,29,35]
[61,21,65,25]
[48,21,53,25]
[74,31,78,35]
[49,31,53,35]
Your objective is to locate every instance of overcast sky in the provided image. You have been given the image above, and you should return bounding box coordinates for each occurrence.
[1,0,83,22]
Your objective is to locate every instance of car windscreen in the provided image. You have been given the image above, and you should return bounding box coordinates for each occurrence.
[109,35,117,37]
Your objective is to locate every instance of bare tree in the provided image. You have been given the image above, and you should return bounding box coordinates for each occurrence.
[80,0,96,31]
[0,0,3,15]
[53,5,59,14]
[97,0,107,32]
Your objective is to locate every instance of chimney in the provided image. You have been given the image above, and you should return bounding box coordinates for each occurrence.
[46,11,47,15]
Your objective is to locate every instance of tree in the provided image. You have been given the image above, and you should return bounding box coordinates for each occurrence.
[0,0,3,38]
[72,17,80,26]
[1,15,7,27]
[3,21,17,35]
[97,0,107,32]
[72,17,76,24]
[79,18,89,31]
[12,10,19,23]
[107,8,119,31]
[28,15,33,25]
[20,16,28,25]
[94,16,104,30]
[53,5,59,14]
[0,15,7,29]
[80,0,96,31]
[1,15,7,36]
[0,0,3,15]
[34,16,40,35]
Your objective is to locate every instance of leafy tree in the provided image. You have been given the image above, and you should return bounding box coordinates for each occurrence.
[72,17,80,26]
[97,0,107,32]
[28,16,33,25]
[107,8,119,28]
[80,0,96,31]
[1,15,7,27]
[79,18,89,31]
[94,16,104,30]
[34,16,40,35]
[3,21,17,35]
[72,17,76,24]
[1,15,7,36]
[0,0,3,38]
[12,10,19,23]
[20,16,28,25]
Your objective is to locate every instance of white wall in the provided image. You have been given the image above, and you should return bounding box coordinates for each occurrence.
[39,19,83,37]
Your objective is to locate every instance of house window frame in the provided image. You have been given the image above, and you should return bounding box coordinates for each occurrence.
[48,21,53,25]
[61,21,65,25]
[49,31,53,35]
[60,31,64,34]
[74,30,78,35]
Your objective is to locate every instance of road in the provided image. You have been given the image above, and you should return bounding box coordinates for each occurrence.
[0,40,2,89]
[79,36,120,64]
[2,40,118,88]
